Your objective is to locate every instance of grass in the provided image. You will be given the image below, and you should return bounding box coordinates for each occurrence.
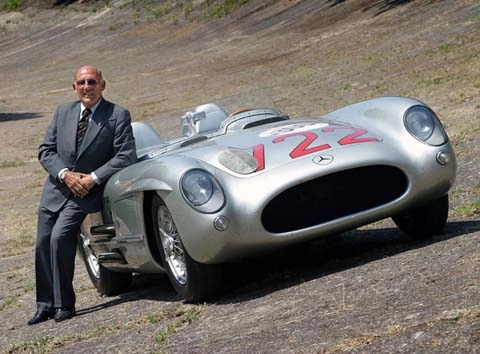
[8,336,53,353]
[452,125,480,146]
[118,0,250,24]
[341,83,352,91]
[207,0,249,18]
[438,43,451,53]
[450,182,480,218]
[154,304,206,348]
[3,0,249,23]
[0,265,35,313]
[322,306,480,354]
[0,296,19,312]
[416,76,450,90]
[0,160,28,169]
[452,199,480,218]
[0,226,35,258]
[1,0,22,11]
[7,304,207,353]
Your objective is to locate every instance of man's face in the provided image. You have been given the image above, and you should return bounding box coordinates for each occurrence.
[73,67,105,108]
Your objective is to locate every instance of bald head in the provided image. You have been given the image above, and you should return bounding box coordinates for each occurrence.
[74,66,103,81]
[72,65,106,108]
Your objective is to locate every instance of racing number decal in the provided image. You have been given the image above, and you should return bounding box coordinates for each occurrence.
[272,132,331,158]
[252,144,265,171]
[322,126,380,145]
[251,126,380,171]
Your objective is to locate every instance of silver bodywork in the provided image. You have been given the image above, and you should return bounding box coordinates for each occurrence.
[82,97,456,275]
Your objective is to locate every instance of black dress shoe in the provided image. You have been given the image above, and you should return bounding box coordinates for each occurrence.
[54,307,76,322]
[27,309,54,325]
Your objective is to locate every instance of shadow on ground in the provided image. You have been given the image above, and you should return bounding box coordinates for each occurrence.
[84,219,480,309]
[77,273,179,317]
[0,112,44,122]
[216,219,480,303]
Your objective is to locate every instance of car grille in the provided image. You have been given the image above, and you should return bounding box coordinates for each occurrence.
[262,165,408,233]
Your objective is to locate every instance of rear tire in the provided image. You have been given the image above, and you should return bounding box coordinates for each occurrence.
[151,194,221,302]
[77,231,132,296]
[392,194,449,240]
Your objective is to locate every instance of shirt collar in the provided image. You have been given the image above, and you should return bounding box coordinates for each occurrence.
[80,98,102,119]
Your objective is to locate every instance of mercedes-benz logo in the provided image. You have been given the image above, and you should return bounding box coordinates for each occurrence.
[312,154,334,165]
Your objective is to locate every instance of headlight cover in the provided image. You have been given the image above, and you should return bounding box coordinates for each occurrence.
[218,149,258,174]
[180,169,225,213]
[404,105,448,146]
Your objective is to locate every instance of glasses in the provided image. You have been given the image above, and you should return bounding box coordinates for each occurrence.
[75,79,98,86]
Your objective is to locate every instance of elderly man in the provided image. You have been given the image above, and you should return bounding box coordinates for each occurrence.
[28,66,137,325]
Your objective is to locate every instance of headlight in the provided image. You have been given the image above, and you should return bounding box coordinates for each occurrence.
[180,169,225,213]
[404,105,448,146]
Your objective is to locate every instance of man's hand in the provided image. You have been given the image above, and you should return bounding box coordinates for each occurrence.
[64,171,95,198]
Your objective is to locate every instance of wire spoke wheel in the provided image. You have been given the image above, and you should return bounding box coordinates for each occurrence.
[157,205,187,285]
[151,194,222,302]
[77,226,132,296]
[78,231,100,279]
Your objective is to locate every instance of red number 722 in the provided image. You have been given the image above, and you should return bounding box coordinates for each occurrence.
[252,127,380,171]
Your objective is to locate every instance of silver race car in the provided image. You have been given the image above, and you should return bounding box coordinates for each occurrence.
[78,96,456,302]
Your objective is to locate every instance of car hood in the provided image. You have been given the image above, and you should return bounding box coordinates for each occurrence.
[155,117,383,175]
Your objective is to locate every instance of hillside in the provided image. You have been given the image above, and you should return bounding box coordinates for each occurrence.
[0,0,479,353]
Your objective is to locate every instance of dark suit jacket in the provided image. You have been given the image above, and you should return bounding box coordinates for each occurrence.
[38,98,137,213]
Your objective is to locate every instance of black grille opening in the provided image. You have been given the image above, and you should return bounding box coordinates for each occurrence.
[262,165,408,233]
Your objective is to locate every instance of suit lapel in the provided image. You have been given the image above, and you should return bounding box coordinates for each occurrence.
[76,99,107,160]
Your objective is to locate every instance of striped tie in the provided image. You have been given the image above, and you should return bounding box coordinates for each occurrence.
[76,108,91,150]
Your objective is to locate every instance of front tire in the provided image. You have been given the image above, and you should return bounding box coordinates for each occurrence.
[151,194,221,302]
[392,194,449,240]
[77,231,132,296]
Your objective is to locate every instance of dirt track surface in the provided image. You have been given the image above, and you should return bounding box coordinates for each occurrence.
[0,0,479,353]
